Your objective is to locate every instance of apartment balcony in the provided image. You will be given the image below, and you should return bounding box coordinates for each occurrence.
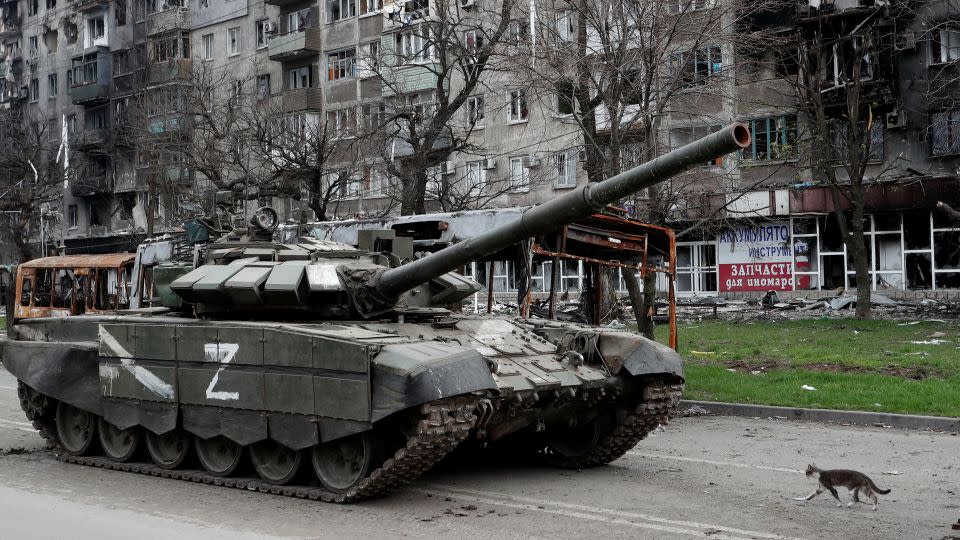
[0,19,19,39]
[282,87,323,112]
[0,82,25,104]
[265,0,303,8]
[268,28,322,61]
[70,77,110,105]
[74,0,111,12]
[147,7,190,37]
[71,127,110,150]
[148,59,192,85]
[70,169,112,197]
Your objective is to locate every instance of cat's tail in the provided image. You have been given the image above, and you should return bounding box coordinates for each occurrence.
[868,479,891,495]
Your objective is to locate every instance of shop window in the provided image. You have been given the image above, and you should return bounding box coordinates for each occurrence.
[906,252,933,289]
[874,235,902,271]
[903,211,931,249]
[934,231,960,269]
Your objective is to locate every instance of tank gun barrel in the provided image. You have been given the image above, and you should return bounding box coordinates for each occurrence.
[374,123,751,302]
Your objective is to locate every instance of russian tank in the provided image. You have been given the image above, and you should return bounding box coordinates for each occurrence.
[1,125,750,502]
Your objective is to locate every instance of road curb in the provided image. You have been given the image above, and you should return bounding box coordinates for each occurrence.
[679,400,960,432]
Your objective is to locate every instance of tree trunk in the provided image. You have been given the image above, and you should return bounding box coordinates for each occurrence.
[637,270,657,339]
[848,220,872,319]
[623,270,647,334]
[400,167,428,216]
[11,217,35,263]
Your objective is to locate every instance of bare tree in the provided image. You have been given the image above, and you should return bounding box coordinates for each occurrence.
[365,0,518,215]
[754,3,904,319]
[0,109,64,262]
[518,0,741,329]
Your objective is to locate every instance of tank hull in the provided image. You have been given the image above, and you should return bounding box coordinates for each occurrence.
[2,314,682,500]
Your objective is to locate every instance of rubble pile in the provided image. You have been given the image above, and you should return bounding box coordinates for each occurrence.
[673,292,960,322]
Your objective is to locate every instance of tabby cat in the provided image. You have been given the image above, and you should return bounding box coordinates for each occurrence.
[794,464,891,511]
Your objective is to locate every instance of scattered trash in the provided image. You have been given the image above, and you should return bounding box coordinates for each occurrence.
[897,321,921,326]
[929,331,947,338]
[801,384,817,391]
[909,339,950,345]
[881,470,902,475]
[690,350,716,356]
[874,403,882,407]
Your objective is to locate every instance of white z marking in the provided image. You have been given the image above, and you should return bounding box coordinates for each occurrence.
[204,343,240,401]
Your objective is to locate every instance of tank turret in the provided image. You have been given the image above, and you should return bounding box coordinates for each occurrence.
[167,124,750,318]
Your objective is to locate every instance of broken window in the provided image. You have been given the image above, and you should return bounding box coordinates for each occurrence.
[829,121,884,162]
[903,211,932,250]
[930,26,960,64]
[555,80,575,116]
[930,110,960,156]
[672,46,722,87]
[745,116,798,161]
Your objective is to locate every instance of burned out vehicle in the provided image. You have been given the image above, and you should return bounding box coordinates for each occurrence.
[1,125,750,502]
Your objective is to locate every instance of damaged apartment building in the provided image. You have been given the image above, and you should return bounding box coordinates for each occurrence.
[0,0,278,254]
[664,0,960,298]
[4,0,960,300]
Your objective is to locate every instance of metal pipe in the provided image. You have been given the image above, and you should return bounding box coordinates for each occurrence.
[375,123,751,300]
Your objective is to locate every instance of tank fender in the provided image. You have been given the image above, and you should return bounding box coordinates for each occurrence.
[597,333,684,379]
[370,342,496,422]
[0,339,104,415]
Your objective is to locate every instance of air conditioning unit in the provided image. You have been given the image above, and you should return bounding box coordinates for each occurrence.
[481,157,496,169]
[885,108,906,129]
[459,0,475,8]
[440,160,456,175]
[578,149,587,162]
[522,153,540,168]
[894,30,916,51]
[264,21,276,34]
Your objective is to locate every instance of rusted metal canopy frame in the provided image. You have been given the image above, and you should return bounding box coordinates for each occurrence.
[14,255,137,320]
[529,214,678,351]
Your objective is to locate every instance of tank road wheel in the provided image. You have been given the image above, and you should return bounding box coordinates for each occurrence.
[312,433,376,493]
[195,436,243,477]
[250,440,302,485]
[54,402,98,456]
[145,429,191,470]
[98,419,140,462]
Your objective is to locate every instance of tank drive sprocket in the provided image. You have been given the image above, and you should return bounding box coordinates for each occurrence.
[545,380,683,469]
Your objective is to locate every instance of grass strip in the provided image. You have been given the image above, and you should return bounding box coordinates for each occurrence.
[653,319,960,417]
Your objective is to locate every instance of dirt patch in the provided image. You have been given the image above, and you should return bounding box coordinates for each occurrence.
[719,359,942,380]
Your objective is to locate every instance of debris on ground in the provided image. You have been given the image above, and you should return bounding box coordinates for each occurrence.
[681,405,711,417]
[801,385,817,391]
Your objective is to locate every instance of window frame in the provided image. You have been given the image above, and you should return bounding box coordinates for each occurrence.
[201,32,214,60]
[466,94,484,128]
[227,26,241,57]
[255,19,269,49]
[508,88,528,123]
[509,156,529,191]
[553,149,577,188]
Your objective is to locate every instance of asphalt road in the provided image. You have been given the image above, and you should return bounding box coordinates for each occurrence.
[0,368,956,540]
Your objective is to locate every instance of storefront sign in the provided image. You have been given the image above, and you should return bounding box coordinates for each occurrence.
[717,223,793,292]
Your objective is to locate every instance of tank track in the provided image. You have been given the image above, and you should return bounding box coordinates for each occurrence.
[17,382,477,503]
[548,380,684,469]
